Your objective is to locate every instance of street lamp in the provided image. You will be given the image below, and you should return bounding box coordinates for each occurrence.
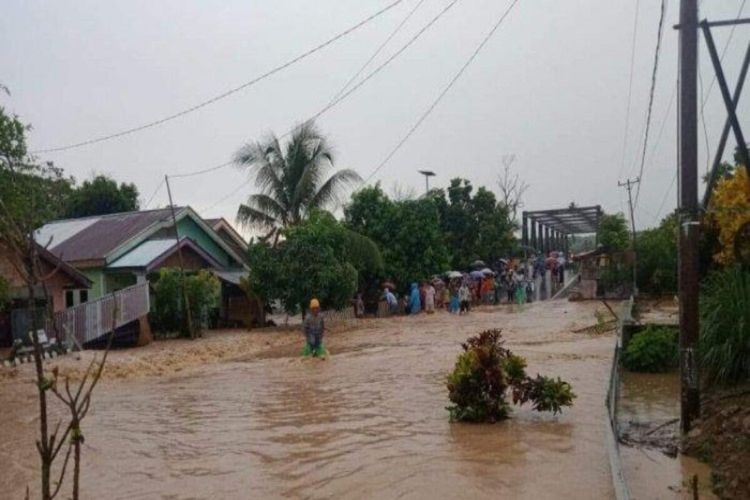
[418,170,436,194]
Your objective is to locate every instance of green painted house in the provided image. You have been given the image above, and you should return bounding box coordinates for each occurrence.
[36,207,259,327]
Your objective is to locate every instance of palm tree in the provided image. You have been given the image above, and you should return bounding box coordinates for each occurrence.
[234,122,361,242]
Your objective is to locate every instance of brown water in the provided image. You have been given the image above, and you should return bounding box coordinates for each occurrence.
[618,371,716,499]
[1,301,616,499]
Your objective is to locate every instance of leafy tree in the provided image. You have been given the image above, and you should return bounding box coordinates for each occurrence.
[708,166,749,265]
[234,121,361,242]
[64,174,139,218]
[246,212,380,314]
[637,214,678,294]
[0,275,10,310]
[345,184,451,288]
[434,178,515,269]
[0,106,72,228]
[598,213,630,253]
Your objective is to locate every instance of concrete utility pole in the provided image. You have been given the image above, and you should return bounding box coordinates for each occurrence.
[677,0,700,433]
[165,175,195,340]
[618,177,640,296]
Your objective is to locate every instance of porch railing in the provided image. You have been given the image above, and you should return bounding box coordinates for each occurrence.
[49,282,150,346]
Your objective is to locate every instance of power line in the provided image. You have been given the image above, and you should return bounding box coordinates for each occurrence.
[200,177,253,214]
[31,0,406,154]
[364,0,521,184]
[171,0,455,181]
[143,178,165,209]
[197,0,459,209]
[278,0,461,142]
[330,0,428,103]
[633,0,668,206]
[617,0,642,183]
[653,170,677,223]
[169,160,233,179]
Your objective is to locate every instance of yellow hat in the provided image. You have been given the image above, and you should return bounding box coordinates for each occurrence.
[309,298,320,309]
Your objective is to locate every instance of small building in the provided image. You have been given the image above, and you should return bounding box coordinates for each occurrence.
[35,207,261,328]
[0,242,92,346]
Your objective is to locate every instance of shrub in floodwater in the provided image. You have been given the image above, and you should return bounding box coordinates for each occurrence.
[446,329,575,422]
[699,267,750,386]
[622,325,678,373]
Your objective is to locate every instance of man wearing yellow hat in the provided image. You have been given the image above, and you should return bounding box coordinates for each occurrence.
[303,298,326,357]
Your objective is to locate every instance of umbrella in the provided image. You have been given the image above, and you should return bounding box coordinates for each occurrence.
[445,271,463,279]
[470,270,485,279]
[381,281,396,290]
[470,260,486,269]
[480,268,495,276]
[498,258,509,264]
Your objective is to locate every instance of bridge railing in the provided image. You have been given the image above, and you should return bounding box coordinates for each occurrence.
[49,282,150,347]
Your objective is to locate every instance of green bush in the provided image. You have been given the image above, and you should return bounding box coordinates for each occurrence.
[699,268,750,386]
[446,329,575,422]
[622,325,678,372]
[151,268,220,336]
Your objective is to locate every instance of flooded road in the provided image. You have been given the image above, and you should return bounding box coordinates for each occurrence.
[1,301,616,499]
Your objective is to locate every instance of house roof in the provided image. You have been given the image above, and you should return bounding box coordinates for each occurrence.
[36,243,92,288]
[36,208,177,264]
[108,238,223,272]
[205,217,248,251]
[36,207,248,270]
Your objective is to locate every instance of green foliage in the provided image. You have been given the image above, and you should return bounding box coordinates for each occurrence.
[64,174,139,218]
[234,121,361,241]
[1,106,73,232]
[433,179,516,269]
[598,213,630,253]
[622,325,678,372]
[637,214,678,295]
[246,212,377,314]
[345,184,451,288]
[699,268,750,386]
[446,329,575,422]
[151,268,220,336]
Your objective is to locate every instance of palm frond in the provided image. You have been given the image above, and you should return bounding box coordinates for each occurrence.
[309,169,362,210]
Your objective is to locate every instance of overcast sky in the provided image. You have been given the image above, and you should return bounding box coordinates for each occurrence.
[2,0,749,233]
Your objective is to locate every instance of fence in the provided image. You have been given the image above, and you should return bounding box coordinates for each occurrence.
[604,296,634,500]
[49,282,150,346]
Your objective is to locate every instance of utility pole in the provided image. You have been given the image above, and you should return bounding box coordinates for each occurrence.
[677,0,700,433]
[618,177,640,296]
[164,175,195,340]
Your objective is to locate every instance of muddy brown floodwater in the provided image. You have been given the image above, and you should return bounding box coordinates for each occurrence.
[1,300,617,499]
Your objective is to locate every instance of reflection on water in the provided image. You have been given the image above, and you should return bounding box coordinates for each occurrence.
[1,302,617,499]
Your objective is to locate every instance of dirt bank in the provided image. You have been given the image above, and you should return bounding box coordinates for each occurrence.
[684,385,750,499]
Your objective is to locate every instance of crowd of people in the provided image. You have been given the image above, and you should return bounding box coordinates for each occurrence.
[378,251,570,317]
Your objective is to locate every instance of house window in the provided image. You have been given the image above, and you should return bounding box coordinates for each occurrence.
[64,289,89,309]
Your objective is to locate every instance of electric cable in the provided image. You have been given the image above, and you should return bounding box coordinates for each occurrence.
[31,0,406,154]
[363,0,521,183]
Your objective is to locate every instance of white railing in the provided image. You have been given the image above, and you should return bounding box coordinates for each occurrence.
[49,282,150,346]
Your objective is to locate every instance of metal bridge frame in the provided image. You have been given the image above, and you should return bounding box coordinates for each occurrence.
[521,205,603,256]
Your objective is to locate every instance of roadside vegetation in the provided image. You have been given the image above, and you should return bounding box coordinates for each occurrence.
[446,329,575,422]
[622,325,678,373]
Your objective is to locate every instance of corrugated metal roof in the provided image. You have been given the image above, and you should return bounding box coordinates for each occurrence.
[108,239,177,269]
[37,208,177,263]
[36,217,101,249]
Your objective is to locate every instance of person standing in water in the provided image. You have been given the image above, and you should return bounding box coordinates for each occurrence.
[408,283,422,315]
[303,298,326,357]
[424,282,436,314]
